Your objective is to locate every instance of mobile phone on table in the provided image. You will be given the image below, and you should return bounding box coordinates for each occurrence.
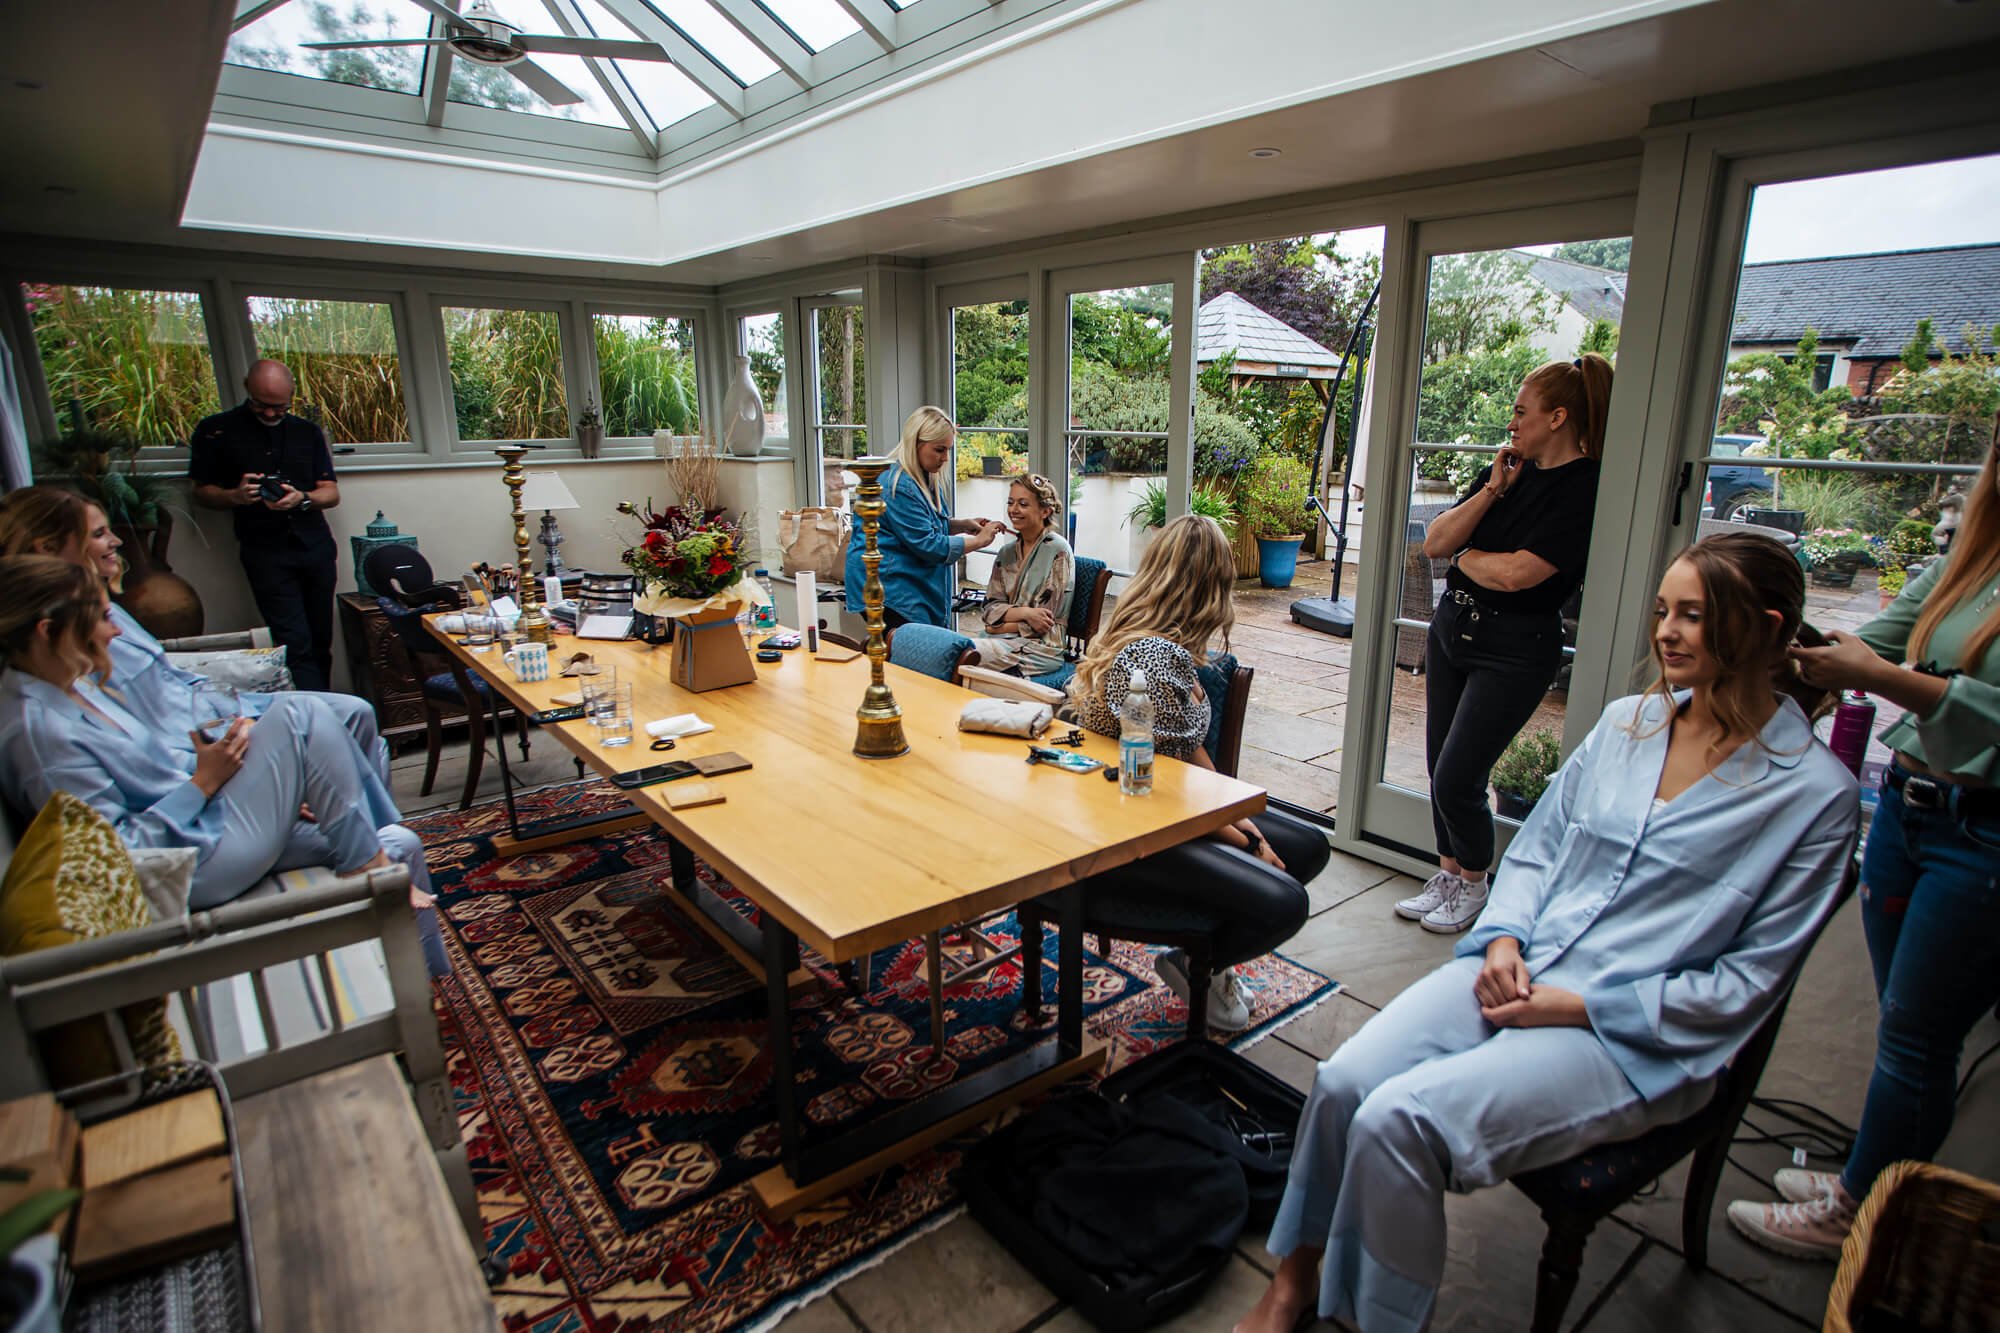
[761,632,802,650]
[610,760,700,789]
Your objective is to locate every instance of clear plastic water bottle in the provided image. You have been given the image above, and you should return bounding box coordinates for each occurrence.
[1120,667,1155,797]
[752,567,779,633]
[1828,690,1876,778]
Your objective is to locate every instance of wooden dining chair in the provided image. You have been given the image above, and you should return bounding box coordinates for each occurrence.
[375,596,535,810]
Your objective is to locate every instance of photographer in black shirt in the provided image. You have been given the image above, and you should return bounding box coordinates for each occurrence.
[1396,353,1614,933]
[189,360,342,691]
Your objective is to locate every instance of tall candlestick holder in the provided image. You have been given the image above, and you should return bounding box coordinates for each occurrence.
[847,456,909,759]
[495,445,554,645]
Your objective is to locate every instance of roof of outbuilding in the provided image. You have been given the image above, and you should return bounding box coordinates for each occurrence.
[1730,243,2000,358]
[1196,291,1340,370]
[1506,251,1627,322]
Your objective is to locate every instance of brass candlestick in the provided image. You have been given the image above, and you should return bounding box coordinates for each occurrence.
[848,455,909,759]
[495,445,554,645]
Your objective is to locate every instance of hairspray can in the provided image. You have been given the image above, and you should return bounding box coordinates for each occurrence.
[1828,691,1875,777]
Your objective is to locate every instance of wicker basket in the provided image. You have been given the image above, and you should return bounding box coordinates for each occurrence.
[1825,1160,2000,1333]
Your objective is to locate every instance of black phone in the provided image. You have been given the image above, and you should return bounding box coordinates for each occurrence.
[761,633,802,650]
[610,760,701,789]
[533,704,587,723]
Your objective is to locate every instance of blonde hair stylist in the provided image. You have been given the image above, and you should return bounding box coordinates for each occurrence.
[843,407,1006,630]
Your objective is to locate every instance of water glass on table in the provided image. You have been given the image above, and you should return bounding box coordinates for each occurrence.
[581,665,620,727]
[597,683,636,747]
[464,613,499,651]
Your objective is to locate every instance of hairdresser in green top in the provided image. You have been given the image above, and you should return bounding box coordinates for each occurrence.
[844,406,1007,630]
[1727,430,2000,1262]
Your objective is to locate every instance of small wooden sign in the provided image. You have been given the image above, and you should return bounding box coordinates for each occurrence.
[663,780,725,810]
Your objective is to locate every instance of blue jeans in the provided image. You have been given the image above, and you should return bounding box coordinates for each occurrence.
[1840,774,2000,1198]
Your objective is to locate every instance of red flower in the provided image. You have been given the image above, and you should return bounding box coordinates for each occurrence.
[642,530,669,552]
[707,554,733,577]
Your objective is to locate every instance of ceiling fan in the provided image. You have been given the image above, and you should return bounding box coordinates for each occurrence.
[302,0,670,107]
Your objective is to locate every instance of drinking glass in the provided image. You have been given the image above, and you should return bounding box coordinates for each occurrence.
[582,665,620,728]
[464,613,498,651]
[192,682,241,744]
[598,683,635,747]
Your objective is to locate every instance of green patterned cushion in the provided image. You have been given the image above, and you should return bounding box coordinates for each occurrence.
[0,792,182,1086]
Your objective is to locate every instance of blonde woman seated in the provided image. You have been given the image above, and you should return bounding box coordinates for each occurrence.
[0,556,447,976]
[1235,533,1857,1333]
[1066,514,1325,1032]
[968,473,1074,677]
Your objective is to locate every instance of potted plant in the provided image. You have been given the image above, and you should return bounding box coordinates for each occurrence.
[1238,454,1315,588]
[1490,727,1561,819]
[1877,564,1908,609]
[576,401,604,459]
[1802,527,1879,588]
[978,434,1006,477]
[1124,481,1237,569]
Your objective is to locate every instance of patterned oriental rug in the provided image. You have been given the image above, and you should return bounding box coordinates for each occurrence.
[411,781,1337,1332]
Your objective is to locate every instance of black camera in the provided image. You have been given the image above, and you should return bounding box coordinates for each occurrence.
[256,475,289,503]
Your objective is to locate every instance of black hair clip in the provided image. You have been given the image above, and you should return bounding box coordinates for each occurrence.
[1051,728,1086,748]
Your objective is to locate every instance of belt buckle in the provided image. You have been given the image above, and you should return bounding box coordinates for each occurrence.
[1903,774,1947,810]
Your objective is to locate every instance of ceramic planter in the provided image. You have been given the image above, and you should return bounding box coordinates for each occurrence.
[1256,534,1304,588]
[1494,789,1537,820]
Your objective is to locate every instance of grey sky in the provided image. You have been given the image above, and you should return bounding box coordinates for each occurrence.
[1744,154,2000,262]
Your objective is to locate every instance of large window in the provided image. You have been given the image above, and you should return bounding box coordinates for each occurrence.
[22,283,219,445]
[224,0,426,95]
[735,310,789,453]
[248,295,410,449]
[591,312,702,439]
[1065,283,1174,572]
[440,305,570,443]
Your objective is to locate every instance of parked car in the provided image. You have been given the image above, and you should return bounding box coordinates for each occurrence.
[1700,434,1774,520]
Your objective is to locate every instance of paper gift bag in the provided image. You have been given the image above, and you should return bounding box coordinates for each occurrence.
[778,506,850,584]
[670,604,757,692]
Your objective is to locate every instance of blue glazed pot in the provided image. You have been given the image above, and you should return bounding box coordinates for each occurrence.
[1256,536,1303,589]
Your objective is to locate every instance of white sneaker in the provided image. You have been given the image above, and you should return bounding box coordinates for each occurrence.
[1774,1167,1842,1204]
[1153,949,1252,1034]
[1726,1183,1857,1260]
[1396,871,1462,920]
[1421,878,1488,933]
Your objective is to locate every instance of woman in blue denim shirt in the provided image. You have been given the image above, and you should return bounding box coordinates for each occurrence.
[1728,431,2000,1259]
[843,407,1005,629]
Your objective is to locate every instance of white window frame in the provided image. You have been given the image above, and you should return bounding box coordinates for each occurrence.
[581,302,716,452]
[234,284,424,462]
[428,293,591,460]
[803,291,868,503]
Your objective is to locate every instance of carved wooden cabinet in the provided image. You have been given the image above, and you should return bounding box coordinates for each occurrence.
[338,593,467,745]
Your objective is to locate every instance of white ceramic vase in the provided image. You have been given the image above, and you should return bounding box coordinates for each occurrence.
[721,354,766,458]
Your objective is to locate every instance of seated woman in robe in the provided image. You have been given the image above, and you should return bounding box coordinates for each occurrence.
[0,556,447,976]
[968,472,1073,677]
[0,486,387,780]
[1235,531,1858,1333]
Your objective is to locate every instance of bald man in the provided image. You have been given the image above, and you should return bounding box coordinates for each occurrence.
[189,360,342,690]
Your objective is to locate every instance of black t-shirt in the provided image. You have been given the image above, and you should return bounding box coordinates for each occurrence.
[187,403,337,554]
[1441,458,1600,614]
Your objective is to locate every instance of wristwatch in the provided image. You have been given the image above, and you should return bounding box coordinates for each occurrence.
[296,495,314,514]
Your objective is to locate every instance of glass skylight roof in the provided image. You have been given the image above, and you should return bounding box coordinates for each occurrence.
[226,0,428,95]
[214,0,1008,162]
[757,0,861,52]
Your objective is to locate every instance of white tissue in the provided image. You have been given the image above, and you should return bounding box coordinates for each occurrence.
[645,713,714,740]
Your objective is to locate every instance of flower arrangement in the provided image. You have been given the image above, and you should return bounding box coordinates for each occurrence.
[617,499,748,605]
[1801,527,1881,570]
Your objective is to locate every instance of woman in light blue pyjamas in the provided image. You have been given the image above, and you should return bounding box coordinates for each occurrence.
[0,556,447,977]
[1236,533,1859,1333]
[0,486,388,782]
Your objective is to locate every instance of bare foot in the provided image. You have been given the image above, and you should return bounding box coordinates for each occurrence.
[1234,1249,1320,1333]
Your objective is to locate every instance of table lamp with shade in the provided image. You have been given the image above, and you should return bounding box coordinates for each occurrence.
[520,471,580,576]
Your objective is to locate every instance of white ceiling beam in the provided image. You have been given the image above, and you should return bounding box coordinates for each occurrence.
[543,0,658,153]
[594,0,748,119]
[831,0,899,52]
[699,0,813,90]
[233,0,293,33]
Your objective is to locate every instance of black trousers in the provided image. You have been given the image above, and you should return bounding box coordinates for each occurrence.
[1075,808,1325,969]
[241,543,337,693]
[1424,595,1564,874]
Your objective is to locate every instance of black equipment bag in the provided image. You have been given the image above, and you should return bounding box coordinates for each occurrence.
[958,1042,1305,1330]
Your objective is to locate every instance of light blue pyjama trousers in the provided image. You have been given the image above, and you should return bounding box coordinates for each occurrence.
[1266,956,1715,1332]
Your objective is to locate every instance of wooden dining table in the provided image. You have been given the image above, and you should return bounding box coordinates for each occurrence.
[426,617,1264,1216]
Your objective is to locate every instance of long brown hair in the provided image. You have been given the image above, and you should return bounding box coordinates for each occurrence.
[1631,531,1830,756]
[1909,427,2000,671]
[0,555,112,681]
[1522,352,1615,460]
[1071,514,1234,703]
[0,486,94,558]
